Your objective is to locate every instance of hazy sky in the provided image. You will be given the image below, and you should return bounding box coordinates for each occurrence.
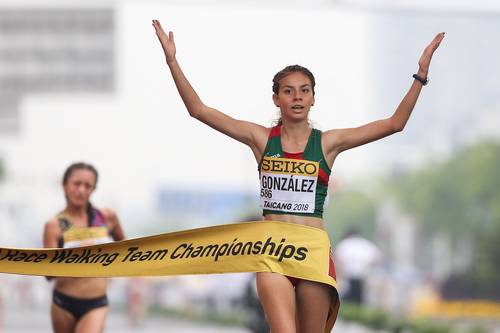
[1,3,373,216]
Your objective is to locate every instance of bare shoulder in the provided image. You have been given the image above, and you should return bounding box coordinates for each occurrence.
[320,128,350,167]
[100,207,119,223]
[321,128,344,150]
[253,124,272,147]
[250,125,272,161]
[242,120,270,139]
[100,207,121,229]
[321,128,341,141]
[43,217,61,247]
[44,216,60,232]
[255,123,272,137]
[100,207,126,241]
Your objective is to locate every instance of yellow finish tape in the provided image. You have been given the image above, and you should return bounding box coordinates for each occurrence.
[0,221,336,289]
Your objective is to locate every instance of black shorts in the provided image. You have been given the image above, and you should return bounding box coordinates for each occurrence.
[52,290,109,320]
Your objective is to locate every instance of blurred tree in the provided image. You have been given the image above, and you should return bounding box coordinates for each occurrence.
[0,157,4,182]
[324,189,377,244]
[474,220,500,283]
[390,142,500,299]
[394,142,500,236]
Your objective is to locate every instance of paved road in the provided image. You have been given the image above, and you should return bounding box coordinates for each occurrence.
[1,306,250,333]
[1,305,383,333]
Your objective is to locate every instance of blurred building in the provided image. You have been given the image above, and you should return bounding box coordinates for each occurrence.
[0,8,114,134]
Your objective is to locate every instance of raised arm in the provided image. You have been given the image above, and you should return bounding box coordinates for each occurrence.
[323,32,445,161]
[152,20,268,159]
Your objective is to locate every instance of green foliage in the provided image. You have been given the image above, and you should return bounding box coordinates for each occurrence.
[324,190,377,243]
[410,319,452,333]
[0,157,4,182]
[340,303,489,333]
[467,327,488,333]
[339,303,390,329]
[389,141,500,298]
[474,220,500,278]
[392,142,500,237]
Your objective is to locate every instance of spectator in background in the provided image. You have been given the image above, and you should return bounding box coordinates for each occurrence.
[335,228,382,304]
[126,277,149,327]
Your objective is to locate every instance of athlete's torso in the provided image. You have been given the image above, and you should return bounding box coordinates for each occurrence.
[54,207,113,297]
[259,125,331,225]
[57,208,113,248]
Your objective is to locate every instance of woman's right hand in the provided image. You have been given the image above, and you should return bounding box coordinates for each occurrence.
[152,20,176,64]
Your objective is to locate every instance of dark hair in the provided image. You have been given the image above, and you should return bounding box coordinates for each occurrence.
[62,162,98,186]
[272,65,316,96]
[62,162,98,226]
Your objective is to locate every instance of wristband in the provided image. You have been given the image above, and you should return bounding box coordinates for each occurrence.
[413,74,429,86]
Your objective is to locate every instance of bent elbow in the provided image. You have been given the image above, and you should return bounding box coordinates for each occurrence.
[386,117,405,134]
[393,123,405,133]
[188,104,208,120]
[389,118,405,133]
[187,107,202,120]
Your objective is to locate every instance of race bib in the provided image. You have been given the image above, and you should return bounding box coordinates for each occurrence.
[63,226,113,248]
[260,157,319,214]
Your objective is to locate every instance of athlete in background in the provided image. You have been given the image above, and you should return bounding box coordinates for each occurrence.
[43,162,125,333]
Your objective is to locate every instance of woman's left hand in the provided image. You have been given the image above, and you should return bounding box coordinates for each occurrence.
[152,19,176,64]
[418,32,445,75]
